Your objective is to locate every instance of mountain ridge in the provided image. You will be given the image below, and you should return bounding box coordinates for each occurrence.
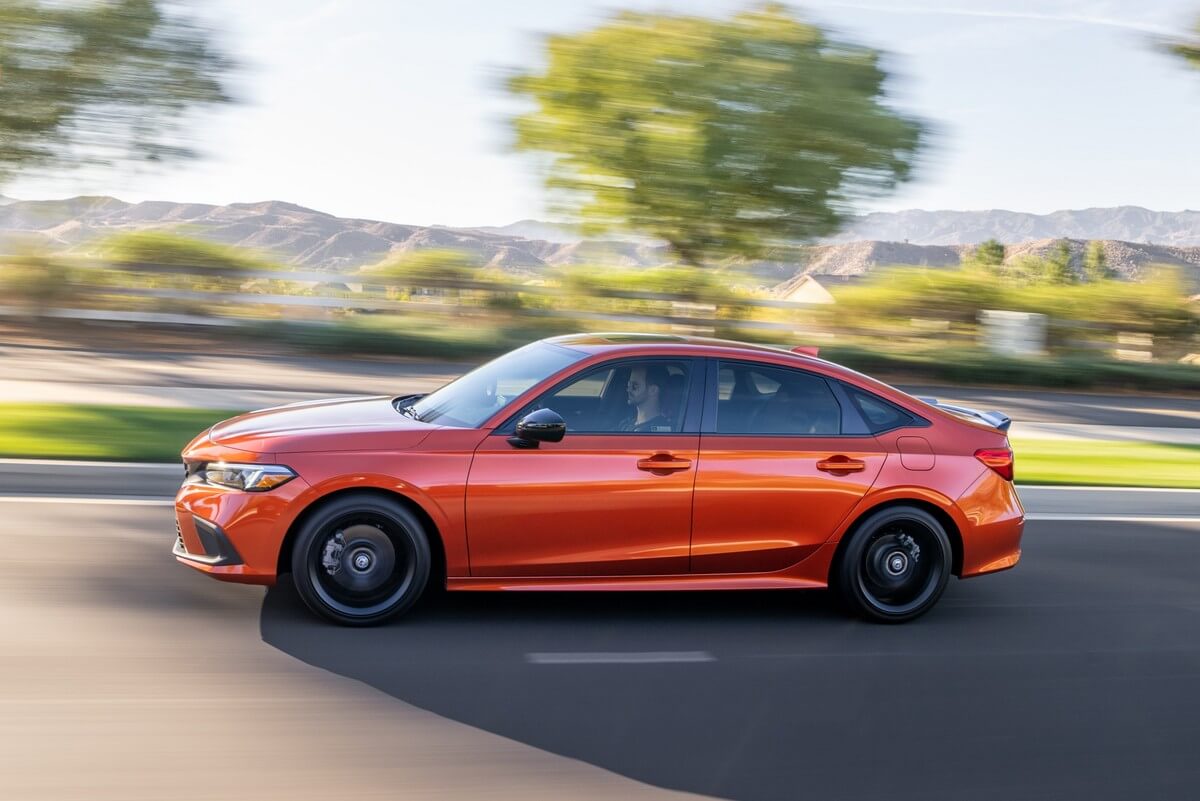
[1,196,1198,286]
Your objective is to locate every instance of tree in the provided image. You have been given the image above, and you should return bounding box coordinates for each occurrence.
[1084,240,1111,281]
[0,0,234,184]
[1166,16,1200,69]
[508,3,926,267]
[1044,240,1075,285]
[974,239,1005,268]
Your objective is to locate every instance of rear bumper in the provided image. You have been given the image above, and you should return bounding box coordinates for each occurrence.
[956,470,1025,578]
[173,478,310,585]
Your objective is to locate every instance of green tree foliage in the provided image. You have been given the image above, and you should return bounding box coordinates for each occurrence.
[0,250,74,312]
[973,239,1005,268]
[508,3,926,266]
[360,250,485,286]
[1044,240,1075,285]
[1084,241,1111,281]
[104,231,268,272]
[1167,16,1200,69]
[558,265,736,305]
[103,231,271,296]
[0,0,234,183]
[827,265,1196,348]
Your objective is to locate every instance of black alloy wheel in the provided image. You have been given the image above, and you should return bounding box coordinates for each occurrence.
[291,493,431,626]
[835,505,952,623]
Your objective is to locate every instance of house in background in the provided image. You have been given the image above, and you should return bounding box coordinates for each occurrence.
[775,273,865,304]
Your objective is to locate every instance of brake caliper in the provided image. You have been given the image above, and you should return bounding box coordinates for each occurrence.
[321,532,346,576]
[898,532,921,563]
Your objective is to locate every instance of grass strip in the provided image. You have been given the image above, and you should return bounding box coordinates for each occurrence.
[1010,438,1200,489]
[0,404,238,462]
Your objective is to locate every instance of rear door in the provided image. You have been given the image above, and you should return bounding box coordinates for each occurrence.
[466,357,703,577]
[690,359,887,574]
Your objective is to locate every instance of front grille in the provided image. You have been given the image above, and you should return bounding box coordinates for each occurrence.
[175,519,187,554]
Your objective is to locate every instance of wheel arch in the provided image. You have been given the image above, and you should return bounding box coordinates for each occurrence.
[275,487,447,587]
[830,496,965,582]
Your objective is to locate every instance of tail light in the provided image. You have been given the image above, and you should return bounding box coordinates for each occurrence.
[975,447,1014,481]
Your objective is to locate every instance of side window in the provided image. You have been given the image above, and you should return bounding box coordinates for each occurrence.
[715,362,841,435]
[530,360,692,434]
[843,385,916,433]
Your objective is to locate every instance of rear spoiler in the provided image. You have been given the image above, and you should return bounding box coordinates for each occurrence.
[916,396,1012,433]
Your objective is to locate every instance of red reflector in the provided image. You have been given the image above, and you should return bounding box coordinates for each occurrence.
[975,447,1014,481]
[791,346,820,356]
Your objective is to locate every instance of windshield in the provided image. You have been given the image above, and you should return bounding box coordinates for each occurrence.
[407,341,583,428]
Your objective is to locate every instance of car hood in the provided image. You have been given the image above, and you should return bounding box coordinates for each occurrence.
[207,395,438,454]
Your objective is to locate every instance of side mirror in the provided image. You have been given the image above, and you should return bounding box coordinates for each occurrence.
[508,408,566,449]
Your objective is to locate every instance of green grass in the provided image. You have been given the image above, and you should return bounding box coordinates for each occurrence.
[1011,438,1200,489]
[0,404,239,462]
[2,404,1197,490]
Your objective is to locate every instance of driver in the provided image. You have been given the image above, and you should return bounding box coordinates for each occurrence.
[620,365,673,432]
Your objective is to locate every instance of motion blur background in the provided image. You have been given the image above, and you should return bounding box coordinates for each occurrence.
[1,0,1199,476]
[2,3,1200,800]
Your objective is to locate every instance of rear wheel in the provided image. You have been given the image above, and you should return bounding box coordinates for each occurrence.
[290,494,431,626]
[835,505,951,623]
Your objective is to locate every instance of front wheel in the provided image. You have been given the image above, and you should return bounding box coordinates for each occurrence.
[290,493,431,626]
[834,506,952,623]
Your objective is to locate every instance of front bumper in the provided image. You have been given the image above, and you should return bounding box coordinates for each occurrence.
[174,476,311,585]
[173,513,244,567]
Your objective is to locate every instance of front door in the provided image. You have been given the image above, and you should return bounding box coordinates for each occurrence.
[690,359,886,574]
[465,358,700,577]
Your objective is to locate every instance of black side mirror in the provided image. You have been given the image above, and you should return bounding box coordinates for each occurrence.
[508,408,566,449]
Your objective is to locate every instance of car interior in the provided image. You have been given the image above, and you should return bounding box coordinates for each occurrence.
[716,362,842,435]
[531,360,691,433]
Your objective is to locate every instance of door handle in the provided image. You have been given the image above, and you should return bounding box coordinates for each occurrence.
[637,454,692,473]
[817,456,866,473]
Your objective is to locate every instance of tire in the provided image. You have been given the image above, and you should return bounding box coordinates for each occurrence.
[290,493,431,626]
[834,505,952,623]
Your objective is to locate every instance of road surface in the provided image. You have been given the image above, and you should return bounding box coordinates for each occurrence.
[1,482,1199,800]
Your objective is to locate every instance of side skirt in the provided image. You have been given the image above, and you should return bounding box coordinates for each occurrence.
[446,574,827,592]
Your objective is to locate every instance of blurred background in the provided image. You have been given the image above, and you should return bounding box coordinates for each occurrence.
[1,0,1198,472]
[3,3,1200,800]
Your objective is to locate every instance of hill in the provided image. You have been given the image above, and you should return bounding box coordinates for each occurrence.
[0,196,1197,287]
[826,206,1200,247]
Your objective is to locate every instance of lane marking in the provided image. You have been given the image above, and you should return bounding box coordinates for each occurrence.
[0,457,179,470]
[1027,514,1200,523]
[526,651,715,664]
[0,697,316,706]
[0,496,174,506]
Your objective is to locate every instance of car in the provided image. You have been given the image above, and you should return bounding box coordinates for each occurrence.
[174,333,1023,625]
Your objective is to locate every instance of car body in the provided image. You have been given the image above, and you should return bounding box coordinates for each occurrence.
[174,333,1023,624]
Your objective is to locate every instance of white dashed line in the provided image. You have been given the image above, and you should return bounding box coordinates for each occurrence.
[0,496,174,506]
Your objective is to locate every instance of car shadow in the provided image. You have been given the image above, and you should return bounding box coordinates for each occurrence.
[259,574,1041,801]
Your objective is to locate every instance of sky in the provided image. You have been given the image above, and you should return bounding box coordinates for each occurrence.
[7,0,1200,226]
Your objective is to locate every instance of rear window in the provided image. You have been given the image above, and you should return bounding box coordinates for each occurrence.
[843,385,917,433]
[716,361,841,435]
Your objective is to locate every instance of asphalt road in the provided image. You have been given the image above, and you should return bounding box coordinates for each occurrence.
[3,498,1200,800]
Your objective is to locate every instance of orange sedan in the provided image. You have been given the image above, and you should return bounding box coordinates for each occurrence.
[175,334,1023,625]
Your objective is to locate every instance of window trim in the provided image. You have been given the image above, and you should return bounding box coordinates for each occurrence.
[701,358,854,438]
[493,356,705,436]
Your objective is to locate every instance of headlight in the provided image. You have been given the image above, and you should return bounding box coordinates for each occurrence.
[198,462,296,492]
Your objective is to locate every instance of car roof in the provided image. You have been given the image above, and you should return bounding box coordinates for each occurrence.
[547,332,802,357]
[543,332,913,404]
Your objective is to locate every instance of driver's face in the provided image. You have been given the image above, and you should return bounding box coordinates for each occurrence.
[626,367,648,406]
